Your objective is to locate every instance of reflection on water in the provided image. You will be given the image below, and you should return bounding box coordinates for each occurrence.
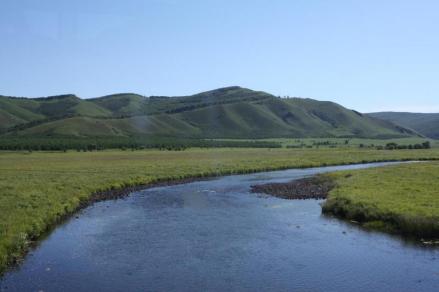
[183,190,210,209]
[1,162,438,292]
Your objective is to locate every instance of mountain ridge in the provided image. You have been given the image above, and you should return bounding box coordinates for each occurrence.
[0,87,421,139]
[368,112,439,139]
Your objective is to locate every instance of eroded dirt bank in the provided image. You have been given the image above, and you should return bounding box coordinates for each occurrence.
[250,175,335,199]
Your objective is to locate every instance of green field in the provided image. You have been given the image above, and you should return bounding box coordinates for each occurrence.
[323,162,439,239]
[2,148,439,273]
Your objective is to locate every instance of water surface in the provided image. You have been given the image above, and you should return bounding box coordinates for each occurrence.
[1,162,438,291]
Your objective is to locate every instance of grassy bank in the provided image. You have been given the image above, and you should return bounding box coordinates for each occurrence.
[323,162,439,239]
[2,148,439,273]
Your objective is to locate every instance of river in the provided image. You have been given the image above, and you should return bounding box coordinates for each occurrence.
[1,162,438,291]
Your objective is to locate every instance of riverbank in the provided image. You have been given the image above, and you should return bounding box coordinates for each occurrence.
[1,176,213,274]
[2,148,439,274]
[322,162,439,240]
[251,161,439,240]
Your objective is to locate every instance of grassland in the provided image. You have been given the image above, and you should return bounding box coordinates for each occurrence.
[323,162,439,239]
[2,148,439,273]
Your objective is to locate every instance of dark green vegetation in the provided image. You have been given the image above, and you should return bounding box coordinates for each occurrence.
[2,148,439,274]
[0,136,282,151]
[369,112,439,139]
[1,87,419,141]
[381,141,431,150]
[323,162,439,239]
[214,137,438,150]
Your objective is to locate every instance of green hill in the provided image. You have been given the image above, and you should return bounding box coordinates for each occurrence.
[368,112,439,139]
[0,87,419,139]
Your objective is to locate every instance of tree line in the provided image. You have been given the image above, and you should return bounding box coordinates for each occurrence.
[378,141,431,150]
[0,136,282,151]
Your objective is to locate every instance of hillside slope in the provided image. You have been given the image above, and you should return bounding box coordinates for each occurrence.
[0,87,419,139]
[369,112,439,139]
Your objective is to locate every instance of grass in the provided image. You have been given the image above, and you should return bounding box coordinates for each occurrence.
[2,147,439,273]
[323,162,439,239]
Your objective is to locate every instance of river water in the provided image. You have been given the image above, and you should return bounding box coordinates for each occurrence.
[1,162,438,292]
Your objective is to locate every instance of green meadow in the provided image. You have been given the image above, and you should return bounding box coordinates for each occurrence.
[323,162,439,239]
[2,147,439,273]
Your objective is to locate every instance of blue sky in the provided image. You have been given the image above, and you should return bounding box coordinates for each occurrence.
[1,0,438,112]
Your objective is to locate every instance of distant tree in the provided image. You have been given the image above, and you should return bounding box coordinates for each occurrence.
[422,141,431,149]
[385,142,398,150]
